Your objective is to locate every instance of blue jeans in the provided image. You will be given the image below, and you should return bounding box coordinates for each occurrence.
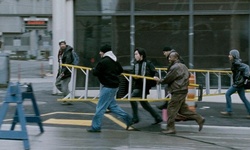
[225,86,250,114]
[91,87,132,130]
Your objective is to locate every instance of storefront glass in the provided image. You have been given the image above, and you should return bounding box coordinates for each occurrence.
[75,0,250,87]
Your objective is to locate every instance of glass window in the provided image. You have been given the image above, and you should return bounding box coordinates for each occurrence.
[194,0,250,11]
[194,15,249,68]
[75,0,130,12]
[74,0,250,87]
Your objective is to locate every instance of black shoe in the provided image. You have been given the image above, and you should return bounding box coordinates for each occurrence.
[152,118,163,125]
[126,120,135,130]
[61,101,72,105]
[157,102,168,110]
[132,118,139,124]
[86,128,101,133]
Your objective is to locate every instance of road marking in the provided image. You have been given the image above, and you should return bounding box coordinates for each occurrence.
[43,118,92,126]
[40,111,131,129]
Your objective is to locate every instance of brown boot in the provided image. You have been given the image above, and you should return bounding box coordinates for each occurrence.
[197,117,205,131]
[162,129,176,134]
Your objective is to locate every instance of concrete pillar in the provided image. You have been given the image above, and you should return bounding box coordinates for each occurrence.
[66,0,74,47]
[52,0,74,94]
[29,30,38,57]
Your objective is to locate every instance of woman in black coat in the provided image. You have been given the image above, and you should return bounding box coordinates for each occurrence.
[130,47,162,125]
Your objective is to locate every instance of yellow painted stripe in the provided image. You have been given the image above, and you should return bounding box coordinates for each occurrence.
[43,118,92,126]
[41,111,133,130]
[41,112,95,116]
[104,114,133,130]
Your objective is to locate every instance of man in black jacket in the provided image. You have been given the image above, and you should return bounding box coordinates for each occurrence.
[87,44,133,132]
[55,40,74,105]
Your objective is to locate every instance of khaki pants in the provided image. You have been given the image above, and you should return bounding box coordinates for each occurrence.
[167,92,203,130]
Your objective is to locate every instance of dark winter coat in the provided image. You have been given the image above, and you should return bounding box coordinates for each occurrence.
[133,60,159,94]
[92,56,123,88]
[57,45,74,80]
[231,60,250,88]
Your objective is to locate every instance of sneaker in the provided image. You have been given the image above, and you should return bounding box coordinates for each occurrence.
[61,101,72,105]
[86,128,101,133]
[220,111,232,116]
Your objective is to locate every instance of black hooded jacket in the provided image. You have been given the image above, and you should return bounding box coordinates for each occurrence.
[92,55,123,88]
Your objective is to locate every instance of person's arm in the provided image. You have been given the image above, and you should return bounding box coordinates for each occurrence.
[92,62,102,76]
[148,61,159,78]
[160,64,179,84]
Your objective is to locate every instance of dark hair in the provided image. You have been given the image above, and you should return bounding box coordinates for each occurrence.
[134,47,147,60]
[163,46,173,51]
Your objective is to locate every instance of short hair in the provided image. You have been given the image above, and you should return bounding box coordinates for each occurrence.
[169,52,180,59]
[59,40,66,45]
[163,46,173,51]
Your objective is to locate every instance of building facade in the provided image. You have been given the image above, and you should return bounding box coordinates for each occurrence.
[73,0,250,87]
[0,0,52,59]
[1,0,250,90]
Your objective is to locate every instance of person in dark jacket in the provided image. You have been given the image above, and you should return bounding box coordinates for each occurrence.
[155,52,205,134]
[220,49,250,119]
[130,47,162,125]
[55,40,74,105]
[87,44,133,132]
[157,46,186,110]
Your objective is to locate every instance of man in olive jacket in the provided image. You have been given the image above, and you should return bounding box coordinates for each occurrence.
[154,52,205,134]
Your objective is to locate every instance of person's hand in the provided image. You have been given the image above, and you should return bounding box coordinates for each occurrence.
[154,76,160,81]
[154,76,162,84]
[59,73,64,78]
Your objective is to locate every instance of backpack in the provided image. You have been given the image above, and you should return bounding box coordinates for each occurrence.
[71,50,79,65]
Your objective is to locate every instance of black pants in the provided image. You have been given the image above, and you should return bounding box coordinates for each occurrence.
[130,89,161,121]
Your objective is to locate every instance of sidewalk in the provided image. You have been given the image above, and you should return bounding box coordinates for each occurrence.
[0,123,250,150]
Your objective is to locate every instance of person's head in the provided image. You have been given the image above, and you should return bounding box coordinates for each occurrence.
[168,52,180,63]
[134,47,146,62]
[59,40,67,50]
[99,44,111,57]
[162,46,174,58]
[229,49,240,61]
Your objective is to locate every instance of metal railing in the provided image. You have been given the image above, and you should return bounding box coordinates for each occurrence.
[156,68,233,95]
[58,64,205,102]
